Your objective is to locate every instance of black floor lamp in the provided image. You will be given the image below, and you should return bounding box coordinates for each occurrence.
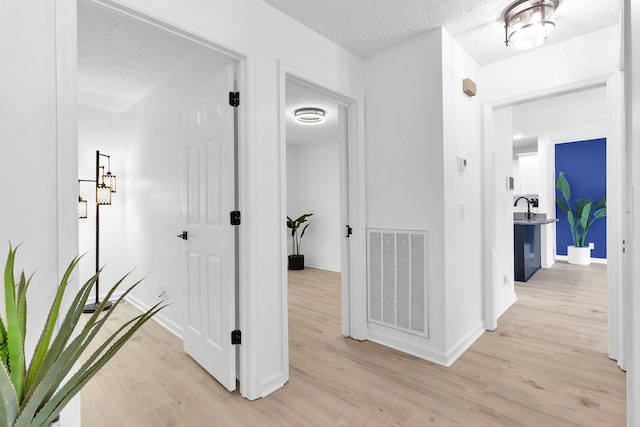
[78,150,117,313]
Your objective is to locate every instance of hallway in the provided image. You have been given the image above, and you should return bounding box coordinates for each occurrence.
[81,263,625,426]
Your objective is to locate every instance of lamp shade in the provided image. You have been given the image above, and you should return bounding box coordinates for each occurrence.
[504,0,559,50]
[78,198,88,219]
[96,184,112,205]
[102,172,117,193]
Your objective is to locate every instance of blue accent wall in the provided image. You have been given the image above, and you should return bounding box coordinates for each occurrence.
[555,138,607,258]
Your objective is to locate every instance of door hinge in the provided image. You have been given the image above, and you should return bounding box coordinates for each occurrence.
[230,210,241,226]
[231,329,241,345]
[345,225,353,238]
[229,91,240,107]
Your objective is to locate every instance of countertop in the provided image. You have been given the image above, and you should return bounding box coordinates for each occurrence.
[513,213,559,226]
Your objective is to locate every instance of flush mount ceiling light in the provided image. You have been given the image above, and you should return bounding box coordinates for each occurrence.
[504,0,560,50]
[294,107,325,124]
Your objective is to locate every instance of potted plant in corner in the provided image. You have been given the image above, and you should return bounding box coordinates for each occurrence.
[286,213,313,270]
[556,171,606,265]
[0,243,164,427]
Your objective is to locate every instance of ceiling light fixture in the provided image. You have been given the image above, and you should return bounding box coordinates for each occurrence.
[504,0,559,50]
[294,107,325,124]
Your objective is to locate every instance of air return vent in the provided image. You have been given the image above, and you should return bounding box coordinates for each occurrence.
[368,229,428,337]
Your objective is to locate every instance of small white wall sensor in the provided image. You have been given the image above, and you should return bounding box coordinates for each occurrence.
[457,156,467,171]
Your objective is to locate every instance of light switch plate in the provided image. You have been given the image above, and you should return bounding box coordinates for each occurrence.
[507,176,514,190]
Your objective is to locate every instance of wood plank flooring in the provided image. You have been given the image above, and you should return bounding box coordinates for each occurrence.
[81,262,625,426]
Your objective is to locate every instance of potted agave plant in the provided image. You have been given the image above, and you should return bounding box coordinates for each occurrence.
[556,171,606,265]
[286,213,313,270]
[0,244,164,426]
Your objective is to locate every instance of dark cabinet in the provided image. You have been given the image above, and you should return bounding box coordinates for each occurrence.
[514,223,541,282]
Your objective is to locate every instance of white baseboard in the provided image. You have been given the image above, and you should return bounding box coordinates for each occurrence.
[555,255,607,264]
[367,321,485,368]
[497,292,517,320]
[125,294,184,340]
[367,322,448,366]
[305,262,341,272]
[445,322,485,366]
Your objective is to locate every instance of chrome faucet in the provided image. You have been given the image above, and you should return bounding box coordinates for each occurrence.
[514,196,533,220]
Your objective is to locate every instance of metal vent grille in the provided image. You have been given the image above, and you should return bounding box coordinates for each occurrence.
[368,229,427,337]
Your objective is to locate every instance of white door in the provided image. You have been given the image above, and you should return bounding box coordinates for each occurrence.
[179,64,237,392]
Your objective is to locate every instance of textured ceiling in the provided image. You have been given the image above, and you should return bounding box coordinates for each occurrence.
[262,0,620,64]
[77,1,199,112]
[512,85,608,150]
[78,0,614,146]
[286,80,340,144]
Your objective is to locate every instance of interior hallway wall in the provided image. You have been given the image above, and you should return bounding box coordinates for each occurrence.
[624,1,640,423]
[364,27,484,366]
[0,2,81,426]
[286,138,341,272]
[491,106,517,316]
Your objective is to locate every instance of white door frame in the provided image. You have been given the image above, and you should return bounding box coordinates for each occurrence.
[481,73,626,367]
[55,1,82,425]
[277,64,368,353]
[61,0,251,399]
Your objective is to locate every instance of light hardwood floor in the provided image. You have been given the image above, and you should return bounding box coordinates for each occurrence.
[81,262,625,426]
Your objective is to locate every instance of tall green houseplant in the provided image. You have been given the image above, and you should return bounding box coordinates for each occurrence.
[556,171,606,248]
[287,213,313,256]
[286,213,313,270]
[0,244,164,427]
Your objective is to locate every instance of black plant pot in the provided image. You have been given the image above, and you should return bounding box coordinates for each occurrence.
[288,254,305,270]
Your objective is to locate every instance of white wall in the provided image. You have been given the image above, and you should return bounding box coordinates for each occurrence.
[364,28,484,365]
[365,29,447,361]
[0,1,59,347]
[482,25,621,104]
[441,29,484,358]
[538,137,556,268]
[0,2,80,426]
[624,0,640,424]
[286,139,341,272]
[492,107,517,316]
[77,106,131,296]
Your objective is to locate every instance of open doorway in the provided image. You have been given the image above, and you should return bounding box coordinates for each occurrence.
[76,0,244,402]
[285,79,343,273]
[284,76,350,332]
[282,74,361,370]
[483,77,625,368]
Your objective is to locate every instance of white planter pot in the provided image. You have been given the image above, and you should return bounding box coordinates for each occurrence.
[567,245,591,265]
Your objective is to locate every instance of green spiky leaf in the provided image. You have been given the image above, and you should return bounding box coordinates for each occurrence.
[0,363,17,426]
[1,244,164,426]
[4,244,25,403]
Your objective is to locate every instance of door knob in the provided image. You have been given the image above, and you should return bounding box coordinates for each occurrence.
[177,231,188,240]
